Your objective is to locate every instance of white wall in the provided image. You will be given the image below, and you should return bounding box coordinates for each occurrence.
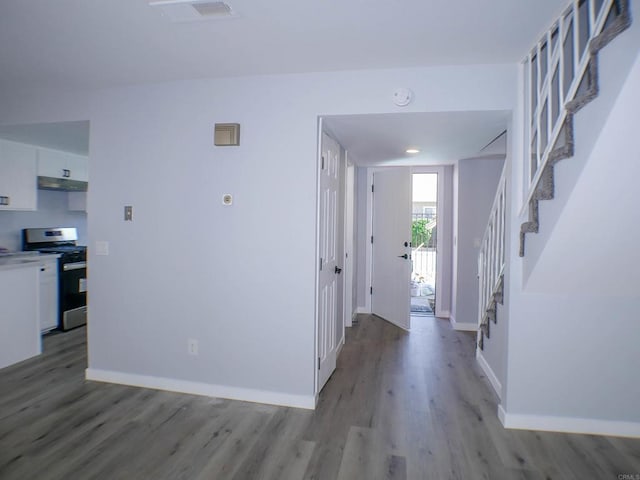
[452,157,504,328]
[0,190,87,251]
[0,64,517,407]
[522,14,640,285]
[501,26,640,434]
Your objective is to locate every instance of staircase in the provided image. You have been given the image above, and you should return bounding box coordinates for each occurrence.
[477,0,633,351]
[519,0,632,257]
[477,167,506,350]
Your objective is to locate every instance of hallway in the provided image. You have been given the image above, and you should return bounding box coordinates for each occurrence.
[0,316,639,479]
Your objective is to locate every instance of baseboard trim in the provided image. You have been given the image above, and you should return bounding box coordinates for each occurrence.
[498,404,507,425]
[476,350,502,400]
[450,316,478,332]
[85,368,316,410]
[356,307,369,314]
[498,407,640,438]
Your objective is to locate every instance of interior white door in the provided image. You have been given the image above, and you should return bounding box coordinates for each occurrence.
[371,168,412,330]
[317,132,344,391]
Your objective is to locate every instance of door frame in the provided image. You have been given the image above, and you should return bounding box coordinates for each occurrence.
[313,118,323,397]
[411,166,449,317]
[364,165,452,318]
[314,119,348,396]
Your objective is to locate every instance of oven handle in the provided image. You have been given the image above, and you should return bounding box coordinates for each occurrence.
[63,261,87,271]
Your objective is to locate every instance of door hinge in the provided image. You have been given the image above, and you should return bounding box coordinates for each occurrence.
[321,156,325,170]
[318,357,321,370]
[370,286,373,295]
[371,184,374,193]
[370,235,373,244]
[319,257,323,271]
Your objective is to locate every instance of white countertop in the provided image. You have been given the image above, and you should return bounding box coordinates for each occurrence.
[0,252,61,271]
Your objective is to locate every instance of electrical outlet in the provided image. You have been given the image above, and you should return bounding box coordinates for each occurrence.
[188,339,198,356]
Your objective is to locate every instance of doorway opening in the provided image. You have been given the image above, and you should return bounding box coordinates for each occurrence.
[411,173,437,317]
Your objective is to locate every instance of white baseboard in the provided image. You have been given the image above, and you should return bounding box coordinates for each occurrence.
[450,315,478,332]
[356,307,369,314]
[86,368,316,410]
[498,406,640,438]
[476,350,502,400]
[435,309,450,319]
[498,404,507,425]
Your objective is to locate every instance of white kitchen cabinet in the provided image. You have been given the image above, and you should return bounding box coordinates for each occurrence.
[0,139,38,211]
[38,148,88,182]
[0,263,41,369]
[39,258,59,332]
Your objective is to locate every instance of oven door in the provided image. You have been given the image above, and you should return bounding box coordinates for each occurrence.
[60,261,87,330]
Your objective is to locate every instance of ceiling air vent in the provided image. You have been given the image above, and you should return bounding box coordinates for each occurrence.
[148,0,237,22]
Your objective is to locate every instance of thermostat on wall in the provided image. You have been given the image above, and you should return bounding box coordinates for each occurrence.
[222,194,233,205]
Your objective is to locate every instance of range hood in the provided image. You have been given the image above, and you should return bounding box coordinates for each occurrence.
[38,176,88,192]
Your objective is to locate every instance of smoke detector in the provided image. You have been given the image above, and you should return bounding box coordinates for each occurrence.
[149,1,237,22]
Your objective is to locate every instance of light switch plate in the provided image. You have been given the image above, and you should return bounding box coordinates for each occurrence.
[124,205,133,221]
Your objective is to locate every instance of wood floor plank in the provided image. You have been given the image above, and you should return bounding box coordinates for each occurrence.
[229,407,313,480]
[607,436,640,472]
[192,408,275,480]
[1,318,639,480]
[372,372,409,456]
[337,426,404,480]
[52,391,200,480]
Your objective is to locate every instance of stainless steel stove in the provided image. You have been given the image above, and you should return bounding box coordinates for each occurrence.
[23,227,87,331]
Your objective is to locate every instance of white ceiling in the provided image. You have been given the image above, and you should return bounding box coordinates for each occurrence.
[323,112,508,166]
[0,0,566,92]
[0,1,563,163]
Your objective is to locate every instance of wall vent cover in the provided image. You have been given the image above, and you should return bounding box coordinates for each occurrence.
[149,0,236,22]
[214,123,240,146]
[192,1,231,16]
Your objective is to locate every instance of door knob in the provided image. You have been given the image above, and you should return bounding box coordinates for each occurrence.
[334,266,342,274]
[398,254,408,259]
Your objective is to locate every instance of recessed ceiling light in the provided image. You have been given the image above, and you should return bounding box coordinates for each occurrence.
[406,149,420,154]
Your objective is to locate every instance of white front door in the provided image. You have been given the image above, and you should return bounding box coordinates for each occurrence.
[317,132,344,391]
[371,168,412,330]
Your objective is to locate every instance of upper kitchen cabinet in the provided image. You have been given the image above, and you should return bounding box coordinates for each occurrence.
[38,148,88,183]
[0,139,38,211]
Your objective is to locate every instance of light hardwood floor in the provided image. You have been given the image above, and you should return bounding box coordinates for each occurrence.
[1,314,639,479]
